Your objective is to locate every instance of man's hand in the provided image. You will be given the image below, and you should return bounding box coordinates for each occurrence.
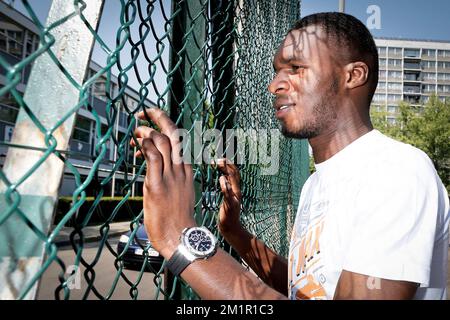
[131,108,196,258]
[129,109,287,300]
[216,159,242,236]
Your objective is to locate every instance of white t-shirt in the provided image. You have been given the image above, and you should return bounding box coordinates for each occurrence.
[288,129,449,300]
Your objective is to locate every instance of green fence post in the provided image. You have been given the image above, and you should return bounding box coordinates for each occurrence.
[210,0,241,261]
[0,0,104,299]
[164,0,207,300]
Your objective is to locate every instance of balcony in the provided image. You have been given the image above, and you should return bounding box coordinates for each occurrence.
[437,55,450,62]
[404,89,421,95]
[388,52,402,58]
[69,140,92,161]
[404,97,421,105]
[422,87,436,94]
[92,96,107,118]
[403,74,421,82]
[421,53,436,59]
[404,49,420,59]
[0,50,27,83]
[404,62,421,70]
[437,66,450,72]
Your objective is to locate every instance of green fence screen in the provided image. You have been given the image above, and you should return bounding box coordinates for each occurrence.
[0,0,309,300]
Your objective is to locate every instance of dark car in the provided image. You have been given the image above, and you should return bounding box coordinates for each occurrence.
[117,225,164,273]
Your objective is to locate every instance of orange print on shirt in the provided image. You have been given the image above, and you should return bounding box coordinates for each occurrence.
[295,275,327,300]
[290,218,326,300]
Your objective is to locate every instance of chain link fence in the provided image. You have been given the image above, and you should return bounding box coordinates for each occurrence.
[0,0,309,300]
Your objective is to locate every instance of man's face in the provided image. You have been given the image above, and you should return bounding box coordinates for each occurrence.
[269,25,341,139]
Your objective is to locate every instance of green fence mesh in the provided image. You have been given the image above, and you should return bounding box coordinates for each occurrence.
[0,0,308,300]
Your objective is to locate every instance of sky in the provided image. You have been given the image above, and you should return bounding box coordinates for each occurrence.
[3,0,450,96]
[301,0,450,41]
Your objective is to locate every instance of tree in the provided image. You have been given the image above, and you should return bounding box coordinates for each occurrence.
[370,94,450,193]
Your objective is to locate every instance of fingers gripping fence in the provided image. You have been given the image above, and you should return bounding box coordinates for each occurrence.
[0,0,308,300]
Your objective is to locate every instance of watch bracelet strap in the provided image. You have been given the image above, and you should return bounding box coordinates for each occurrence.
[166,248,192,276]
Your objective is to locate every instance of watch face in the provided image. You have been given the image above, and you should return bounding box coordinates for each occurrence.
[183,227,216,257]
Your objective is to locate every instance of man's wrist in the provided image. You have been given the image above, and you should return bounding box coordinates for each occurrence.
[159,223,198,259]
[220,223,247,245]
[160,239,178,260]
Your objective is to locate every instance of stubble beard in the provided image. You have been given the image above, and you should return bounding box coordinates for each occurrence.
[281,77,339,140]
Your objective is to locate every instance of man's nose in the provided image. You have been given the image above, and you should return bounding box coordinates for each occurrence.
[268,74,290,95]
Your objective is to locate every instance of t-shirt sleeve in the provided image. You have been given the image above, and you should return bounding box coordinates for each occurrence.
[342,153,440,286]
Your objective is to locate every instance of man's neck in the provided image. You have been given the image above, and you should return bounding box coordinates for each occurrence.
[309,122,373,164]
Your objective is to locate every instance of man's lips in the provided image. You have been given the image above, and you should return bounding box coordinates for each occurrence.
[274,102,295,111]
[275,104,295,119]
[274,102,295,118]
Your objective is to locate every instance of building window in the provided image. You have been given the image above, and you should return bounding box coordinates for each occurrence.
[388,59,402,67]
[92,78,109,102]
[437,85,450,93]
[0,104,19,124]
[100,124,112,161]
[373,94,385,102]
[421,60,436,69]
[0,25,24,58]
[437,73,450,81]
[422,96,430,103]
[387,117,396,125]
[404,72,419,81]
[388,47,402,55]
[377,82,386,90]
[423,49,436,57]
[387,94,402,101]
[438,50,450,57]
[379,58,386,67]
[387,82,402,91]
[126,96,139,111]
[379,70,387,78]
[422,84,435,92]
[371,104,382,112]
[388,71,402,79]
[387,105,398,113]
[404,85,420,94]
[404,62,421,69]
[25,33,39,57]
[423,72,437,81]
[0,91,20,109]
[437,61,450,69]
[404,49,420,58]
[377,47,387,56]
[118,110,128,128]
[72,116,91,143]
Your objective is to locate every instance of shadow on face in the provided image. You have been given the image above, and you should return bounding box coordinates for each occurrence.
[269,25,342,139]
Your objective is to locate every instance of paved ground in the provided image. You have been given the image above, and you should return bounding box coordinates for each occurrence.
[50,221,131,246]
[36,237,164,300]
[39,222,450,299]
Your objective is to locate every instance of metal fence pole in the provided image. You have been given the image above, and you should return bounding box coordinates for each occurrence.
[339,0,345,13]
[164,0,207,300]
[0,0,104,299]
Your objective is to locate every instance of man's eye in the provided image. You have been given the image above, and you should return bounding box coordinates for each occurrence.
[292,65,303,71]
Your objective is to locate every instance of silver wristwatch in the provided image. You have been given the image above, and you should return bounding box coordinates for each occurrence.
[166,226,218,276]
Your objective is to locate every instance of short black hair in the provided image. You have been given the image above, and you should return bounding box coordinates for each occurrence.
[289,12,379,106]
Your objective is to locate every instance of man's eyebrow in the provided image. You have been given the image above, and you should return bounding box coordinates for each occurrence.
[273,54,306,71]
[275,56,305,68]
[286,55,306,63]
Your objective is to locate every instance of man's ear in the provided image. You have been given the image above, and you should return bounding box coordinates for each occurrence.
[344,62,369,89]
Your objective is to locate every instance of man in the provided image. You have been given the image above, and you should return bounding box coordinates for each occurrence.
[132,12,449,299]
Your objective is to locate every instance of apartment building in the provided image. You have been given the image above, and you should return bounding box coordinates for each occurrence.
[373,37,450,123]
[0,2,153,197]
